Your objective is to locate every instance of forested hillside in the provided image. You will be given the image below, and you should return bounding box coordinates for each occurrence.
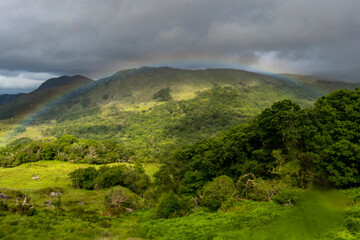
[3,67,357,159]
[1,88,360,239]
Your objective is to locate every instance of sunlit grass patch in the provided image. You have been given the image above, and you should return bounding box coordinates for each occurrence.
[0,161,159,190]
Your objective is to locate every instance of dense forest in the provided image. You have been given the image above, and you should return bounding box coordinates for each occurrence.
[1,88,360,239]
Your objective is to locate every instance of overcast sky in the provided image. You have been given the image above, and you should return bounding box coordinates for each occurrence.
[1,0,360,93]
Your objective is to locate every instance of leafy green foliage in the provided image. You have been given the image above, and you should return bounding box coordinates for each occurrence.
[69,167,99,190]
[272,188,307,205]
[157,89,360,193]
[69,165,150,194]
[0,135,134,167]
[104,186,144,216]
[38,66,348,161]
[311,89,360,187]
[2,79,360,239]
[154,88,172,101]
[200,175,236,211]
[155,193,181,219]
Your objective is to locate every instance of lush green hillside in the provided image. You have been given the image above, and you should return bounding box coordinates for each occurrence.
[2,88,360,239]
[31,67,358,159]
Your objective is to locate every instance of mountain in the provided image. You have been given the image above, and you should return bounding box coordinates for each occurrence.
[0,75,94,120]
[16,67,352,159]
[1,67,358,152]
[35,75,93,91]
[52,67,359,110]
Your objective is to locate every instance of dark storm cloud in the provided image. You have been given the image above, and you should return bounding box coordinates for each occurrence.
[0,0,360,87]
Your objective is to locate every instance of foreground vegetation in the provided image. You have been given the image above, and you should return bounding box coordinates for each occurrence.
[1,87,360,239]
[1,165,360,240]
[1,160,360,240]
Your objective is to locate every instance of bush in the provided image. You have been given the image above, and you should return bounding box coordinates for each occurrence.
[56,135,78,144]
[69,165,151,193]
[201,175,236,211]
[121,169,151,195]
[178,195,196,216]
[272,188,307,205]
[69,167,99,189]
[94,165,125,189]
[143,187,158,207]
[156,193,181,219]
[40,143,56,160]
[105,186,143,216]
[247,178,288,201]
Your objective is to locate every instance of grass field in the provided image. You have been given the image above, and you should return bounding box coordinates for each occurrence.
[0,160,159,190]
[0,161,159,213]
[1,161,360,239]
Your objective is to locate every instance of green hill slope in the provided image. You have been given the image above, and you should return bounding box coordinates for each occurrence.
[32,67,357,158]
[2,67,358,157]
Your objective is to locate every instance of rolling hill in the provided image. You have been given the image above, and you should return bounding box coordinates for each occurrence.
[1,67,358,157]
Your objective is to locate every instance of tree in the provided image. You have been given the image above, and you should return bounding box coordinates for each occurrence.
[69,167,98,189]
[153,88,172,101]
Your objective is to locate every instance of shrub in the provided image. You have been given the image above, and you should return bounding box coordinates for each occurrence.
[272,188,307,205]
[69,167,99,189]
[121,169,151,195]
[69,165,151,192]
[143,187,158,207]
[178,195,196,216]
[56,135,78,144]
[156,193,181,219]
[201,175,236,211]
[94,165,150,194]
[94,165,126,189]
[40,143,56,160]
[105,186,143,216]
[247,178,288,201]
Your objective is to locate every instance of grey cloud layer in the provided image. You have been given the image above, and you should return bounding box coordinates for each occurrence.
[0,0,359,81]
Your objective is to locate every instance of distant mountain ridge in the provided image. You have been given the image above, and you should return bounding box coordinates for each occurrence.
[35,75,92,91]
[59,67,359,110]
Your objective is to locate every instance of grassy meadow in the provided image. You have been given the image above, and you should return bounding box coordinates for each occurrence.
[1,161,360,239]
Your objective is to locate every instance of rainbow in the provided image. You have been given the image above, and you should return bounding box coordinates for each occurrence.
[0,80,95,145]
